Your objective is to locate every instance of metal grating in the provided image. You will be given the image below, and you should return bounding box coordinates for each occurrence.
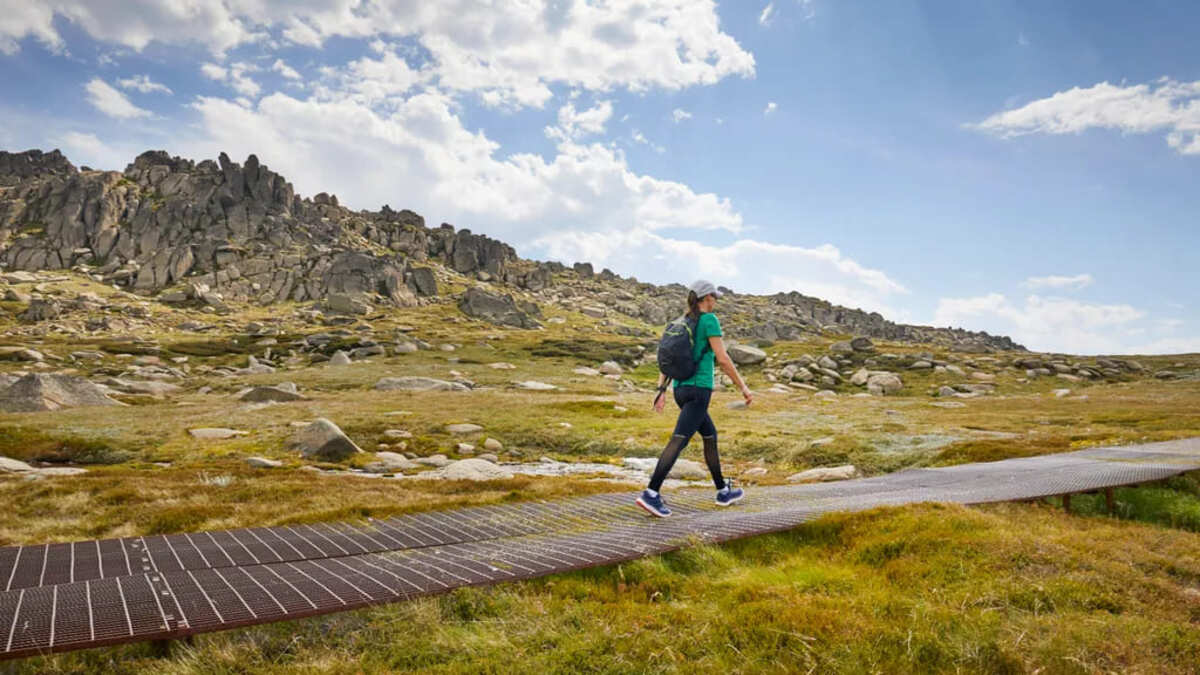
[1,437,1198,660]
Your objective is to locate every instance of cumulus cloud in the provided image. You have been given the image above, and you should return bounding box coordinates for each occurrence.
[180,91,741,247]
[630,129,665,153]
[932,293,1151,354]
[545,101,614,141]
[1022,273,1094,290]
[271,58,301,80]
[200,61,260,97]
[972,78,1200,155]
[116,74,172,95]
[531,229,907,315]
[671,108,692,123]
[764,101,777,115]
[83,78,151,119]
[2,1,754,109]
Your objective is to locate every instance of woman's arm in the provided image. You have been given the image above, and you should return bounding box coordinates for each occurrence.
[652,371,669,412]
[709,336,753,404]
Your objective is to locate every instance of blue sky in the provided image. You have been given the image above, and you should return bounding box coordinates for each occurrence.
[0,1,1196,355]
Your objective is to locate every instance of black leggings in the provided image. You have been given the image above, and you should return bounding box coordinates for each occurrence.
[648,385,724,491]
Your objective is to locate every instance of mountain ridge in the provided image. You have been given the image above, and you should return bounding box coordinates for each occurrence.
[0,148,1023,352]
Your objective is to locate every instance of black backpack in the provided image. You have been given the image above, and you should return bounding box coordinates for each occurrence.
[657,314,710,382]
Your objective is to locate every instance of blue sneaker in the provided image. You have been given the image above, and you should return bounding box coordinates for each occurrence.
[636,489,672,517]
[715,479,744,506]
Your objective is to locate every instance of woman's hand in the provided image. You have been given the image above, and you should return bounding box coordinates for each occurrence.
[653,390,667,413]
[741,384,754,407]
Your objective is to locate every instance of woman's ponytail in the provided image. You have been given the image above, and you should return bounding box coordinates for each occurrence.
[686,290,701,320]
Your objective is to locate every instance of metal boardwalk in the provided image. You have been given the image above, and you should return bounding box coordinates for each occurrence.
[2,437,1198,660]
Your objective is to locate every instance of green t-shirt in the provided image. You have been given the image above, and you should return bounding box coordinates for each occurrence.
[674,312,722,389]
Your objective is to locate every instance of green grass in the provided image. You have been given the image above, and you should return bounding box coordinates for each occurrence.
[11,502,1200,674]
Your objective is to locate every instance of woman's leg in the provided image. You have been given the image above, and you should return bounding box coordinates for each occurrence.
[698,412,725,490]
[647,386,706,491]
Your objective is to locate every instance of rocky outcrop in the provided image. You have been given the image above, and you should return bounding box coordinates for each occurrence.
[0,373,124,412]
[458,286,541,328]
[0,148,1022,351]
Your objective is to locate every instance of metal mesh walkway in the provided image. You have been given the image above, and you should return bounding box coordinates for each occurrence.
[2,437,1198,660]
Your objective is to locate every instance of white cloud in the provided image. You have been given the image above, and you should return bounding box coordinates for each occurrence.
[671,108,692,123]
[3,2,754,108]
[200,62,227,80]
[545,101,613,141]
[631,129,665,153]
[759,3,776,27]
[115,74,172,95]
[764,101,778,115]
[271,58,301,80]
[83,78,151,119]
[531,229,907,316]
[972,78,1200,155]
[932,293,1151,353]
[1022,273,1094,290]
[180,91,741,250]
[200,61,260,97]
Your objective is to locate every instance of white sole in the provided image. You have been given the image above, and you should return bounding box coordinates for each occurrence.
[636,497,670,517]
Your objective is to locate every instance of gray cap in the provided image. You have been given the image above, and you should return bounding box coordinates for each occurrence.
[689,279,722,299]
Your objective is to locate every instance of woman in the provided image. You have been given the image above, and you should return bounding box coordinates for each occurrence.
[636,279,754,517]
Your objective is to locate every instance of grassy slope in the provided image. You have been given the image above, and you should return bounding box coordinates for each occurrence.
[2,273,1200,672]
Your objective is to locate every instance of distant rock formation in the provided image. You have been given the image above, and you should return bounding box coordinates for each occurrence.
[0,148,1024,351]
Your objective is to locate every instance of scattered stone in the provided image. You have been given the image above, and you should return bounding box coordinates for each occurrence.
[787,465,859,483]
[623,457,708,480]
[383,429,412,439]
[364,451,418,473]
[850,368,871,386]
[446,423,484,435]
[438,458,514,481]
[937,385,958,398]
[488,362,517,370]
[239,384,306,403]
[456,442,475,454]
[514,380,556,390]
[0,347,44,362]
[246,457,283,468]
[393,342,418,354]
[0,456,35,473]
[458,286,541,328]
[850,336,876,352]
[325,292,373,315]
[484,437,503,451]
[0,374,123,412]
[970,372,996,382]
[1053,389,1072,398]
[728,344,767,365]
[375,376,468,392]
[478,453,499,463]
[813,390,837,401]
[743,467,769,477]
[830,341,854,355]
[909,360,933,370]
[867,372,903,396]
[292,418,362,461]
[189,428,249,439]
[931,401,967,408]
[599,361,623,375]
[415,454,451,467]
[328,350,352,366]
[573,366,601,376]
[36,467,88,477]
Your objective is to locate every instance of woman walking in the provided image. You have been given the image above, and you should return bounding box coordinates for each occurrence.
[636,280,754,517]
